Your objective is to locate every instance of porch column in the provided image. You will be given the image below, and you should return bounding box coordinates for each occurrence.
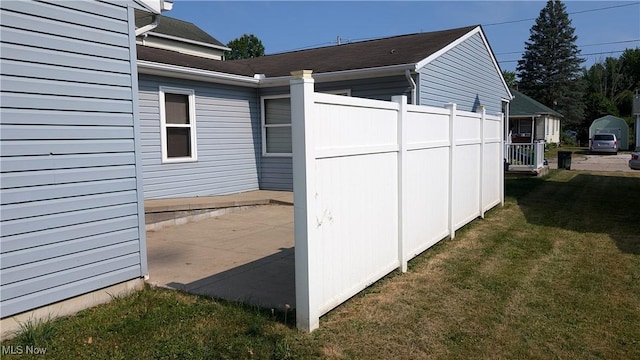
[531,116,535,143]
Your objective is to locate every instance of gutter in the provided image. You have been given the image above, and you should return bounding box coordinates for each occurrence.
[137,60,259,87]
[258,63,415,88]
[137,60,417,89]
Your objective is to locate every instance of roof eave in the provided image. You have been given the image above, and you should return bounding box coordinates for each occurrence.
[137,60,258,87]
[145,31,231,51]
[258,63,415,88]
[510,112,563,118]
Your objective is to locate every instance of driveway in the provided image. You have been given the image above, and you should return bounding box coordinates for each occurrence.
[146,204,295,309]
[547,153,635,172]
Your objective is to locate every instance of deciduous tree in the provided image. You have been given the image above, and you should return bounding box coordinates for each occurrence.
[226,34,265,60]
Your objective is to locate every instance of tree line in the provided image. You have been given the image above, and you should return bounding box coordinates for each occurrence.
[504,0,639,144]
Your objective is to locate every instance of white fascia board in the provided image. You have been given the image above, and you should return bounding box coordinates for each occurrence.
[146,32,232,52]
[258,63,414,88]
[415,26,513,101]
[137,60,258,87]
[134,0,172,14]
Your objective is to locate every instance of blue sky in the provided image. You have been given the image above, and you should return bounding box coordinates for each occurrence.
[165,1,640,72]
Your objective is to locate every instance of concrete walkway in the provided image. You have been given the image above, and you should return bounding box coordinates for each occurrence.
[145,191,295,310]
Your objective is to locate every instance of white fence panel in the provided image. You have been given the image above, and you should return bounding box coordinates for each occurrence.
[452,143,481,228]
[452,110,482,230]
[483,114,504,211]
[404,106,451,258]
[314,93,398,157]
[311,94,400,315]
[291,73,504,332]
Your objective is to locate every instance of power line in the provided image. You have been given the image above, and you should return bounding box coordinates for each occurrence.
[495,39,640,55]
[499,50,629,64]
[483,2,639,27]
[276,2,640,54]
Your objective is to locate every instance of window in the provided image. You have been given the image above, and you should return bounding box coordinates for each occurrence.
[159,87,197,162]
[517,120,532,136]
[262,96,292,156]
[261,90,351,156]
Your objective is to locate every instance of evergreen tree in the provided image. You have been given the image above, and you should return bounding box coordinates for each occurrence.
[517,0,585,127]
[225,34,265,60]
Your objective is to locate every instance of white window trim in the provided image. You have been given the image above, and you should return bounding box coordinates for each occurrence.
[159,86,197,163]
[261,94,292,157]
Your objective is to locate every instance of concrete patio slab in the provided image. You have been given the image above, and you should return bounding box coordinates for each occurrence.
[146,204,295,310]
[144,190,293,230]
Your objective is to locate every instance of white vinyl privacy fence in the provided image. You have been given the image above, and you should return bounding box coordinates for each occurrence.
[290,71,504,331]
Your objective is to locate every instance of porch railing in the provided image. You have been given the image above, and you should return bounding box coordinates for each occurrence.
[505,141,545,171]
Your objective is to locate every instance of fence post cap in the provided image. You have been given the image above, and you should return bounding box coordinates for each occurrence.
[291,70,313,79]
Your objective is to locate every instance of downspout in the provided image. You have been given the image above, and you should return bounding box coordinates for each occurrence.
[405,69,417,105]
[135,15,159,36]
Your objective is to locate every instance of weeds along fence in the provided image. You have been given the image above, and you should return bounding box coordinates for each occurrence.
[290,71,504,332]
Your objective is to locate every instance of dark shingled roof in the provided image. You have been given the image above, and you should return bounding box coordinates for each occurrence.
[138,25,479,78]
[510,89,563,118]
[137,45,255,76]
[135,10,227,48]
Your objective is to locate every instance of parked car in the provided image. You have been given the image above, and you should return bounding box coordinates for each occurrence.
[630,152,640,170]
[589,133,618,154]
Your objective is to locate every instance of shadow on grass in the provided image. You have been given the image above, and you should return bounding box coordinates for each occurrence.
[507,172,640,254]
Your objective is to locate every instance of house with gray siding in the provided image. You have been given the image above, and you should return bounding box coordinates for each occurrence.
[137,24,512,197]
[0,0,171,339]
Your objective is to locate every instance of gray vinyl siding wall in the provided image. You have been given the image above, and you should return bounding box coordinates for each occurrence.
[418,33,509,115]
[0,1,146,317]
[258,75,412,191]
[139,75,261,199]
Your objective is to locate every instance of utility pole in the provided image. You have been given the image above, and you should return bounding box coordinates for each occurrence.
[633,89,640,151]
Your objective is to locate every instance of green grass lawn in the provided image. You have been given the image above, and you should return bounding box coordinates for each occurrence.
[3,170,639,359]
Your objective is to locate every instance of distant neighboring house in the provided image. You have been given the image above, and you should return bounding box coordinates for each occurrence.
[589,115,629,150]
[0,0,171,339]
[135,9,230,60]
[136,24,512,198]
[509,89,562,144]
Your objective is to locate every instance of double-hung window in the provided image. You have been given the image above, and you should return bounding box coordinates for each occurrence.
[159,87,197,162]
[262,96,292,156]
[261,90,350,156]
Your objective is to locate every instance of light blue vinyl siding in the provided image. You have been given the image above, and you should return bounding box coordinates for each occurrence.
[0,0,145,317]
[418,33,509,115]
[139,75,261,199]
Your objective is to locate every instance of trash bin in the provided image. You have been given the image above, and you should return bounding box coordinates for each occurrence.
[558,151,572,170]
